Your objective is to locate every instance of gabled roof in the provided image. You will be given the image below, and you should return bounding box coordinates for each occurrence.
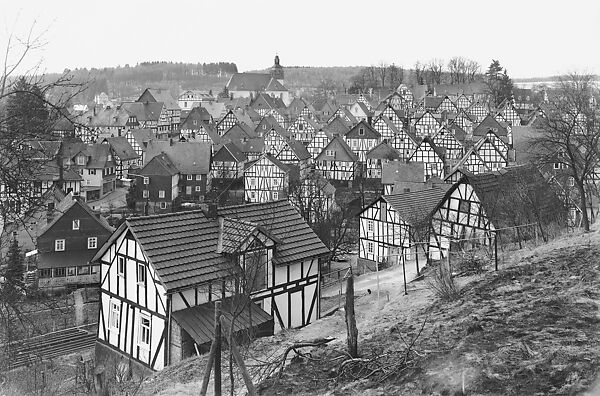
[473,114,509,137]
[284,140,311,161]
[140,153,180,176]
[324,117,351,137]
[102,136,139,161]
[222,123,257,142]
[236,137,265,154]
[145,140,211,174]
[345,120,381,139]
[366,142,401,160]
[218,200,329,265]
[315,136,359,162]
[448,123,467,142]
[130,129,154,146]
[82,106,130,127]
[181,106,213,128]
[85,143,114,169]
[381,161,425,184]
[39,197,113,238]
[122,101,165,122]
[94,210,237,291]
[256,116,289,138]
[214,142,247,163]
[411,137,446,161]
[424,96,444,110]
[138,88,179,110]
[226,73,287,92]
[372,187,450,223]
[218,218,278,254]
[245,154,289,173]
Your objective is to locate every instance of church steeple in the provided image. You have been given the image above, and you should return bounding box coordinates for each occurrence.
[270,54,284,83]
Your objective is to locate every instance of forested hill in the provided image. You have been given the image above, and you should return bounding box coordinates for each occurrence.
[45,61,238,103]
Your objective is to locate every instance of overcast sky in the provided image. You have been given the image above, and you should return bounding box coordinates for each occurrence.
[2,0,599,79]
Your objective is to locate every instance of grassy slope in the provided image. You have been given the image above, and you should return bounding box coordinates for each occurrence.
[141,230,600,396]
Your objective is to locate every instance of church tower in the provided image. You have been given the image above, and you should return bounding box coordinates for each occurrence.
[270,54,284,84]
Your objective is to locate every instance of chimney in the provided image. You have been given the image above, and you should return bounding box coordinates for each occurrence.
[216,217,225,253]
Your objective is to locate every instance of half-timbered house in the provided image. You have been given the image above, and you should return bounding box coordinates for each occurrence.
[126,129,153,166]
[349,101,372,122]
[216,110,240,136]
[358,187,449,267]
[372,116,399,143]
[344,120,381,163]
[329,107,358,128]
[376,104,405,130]
[408,137,446,181]
[244,155,289,203]
[314,136,358,182]
[211,143,247,180]
[413,110,442,138]
[365,142,401,179]
[276,140,311,176]
[432,127,464,162]
[93,202,328,372]
[101,137,140,180]
[262,120,290,156]
[472,113,512,146]
[381,162,425,195]
[287,114,320,145]
[307,129,332,160]
[468,101,489,122]
[455,94,472,110]
[390,127,419,160]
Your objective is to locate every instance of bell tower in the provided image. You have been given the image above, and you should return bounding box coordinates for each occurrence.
[270,54,284,84]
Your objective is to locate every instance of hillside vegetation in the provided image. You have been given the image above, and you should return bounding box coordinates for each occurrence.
[139,228,600,395]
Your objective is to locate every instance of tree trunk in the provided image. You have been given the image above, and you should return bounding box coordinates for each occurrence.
[345,276,358,358]
[578,180,590,232]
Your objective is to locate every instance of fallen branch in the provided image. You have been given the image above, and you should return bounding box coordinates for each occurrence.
[278,337,335,378]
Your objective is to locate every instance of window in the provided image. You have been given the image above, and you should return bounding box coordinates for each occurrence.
[88,237,98,249]
[186,186,192,195]
[142,189,149,198]
[77,156,85,166]
[72,219,80,230]
[367,220,374,232]
[250,192,256,199]
[54,267,66,277]
[196,174,202,181]
[89,169,96,175]
[67,267,76,276]
[138,314,151,349]
[91,265,99,274]
[160,201,167,209]
[326,150,335,157]
[107,154,112,162]
[187,174,192,181]
[109,300,120,331]
[55,239,65,251]
[158,190,165,198]
[359,128,365,136]
[77,266,90,275]
[137,263,146,284]
[250,178,256,187]
[117,257,125,276]
[273,191,279,200]
[298,123,304,131]
[367,242,374,253]
[195,186,201,192]
[143,177,149,185]
[39,268,52,278]
[568,177,575,187]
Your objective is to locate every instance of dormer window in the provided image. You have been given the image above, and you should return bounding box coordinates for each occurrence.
[77,156,85,166]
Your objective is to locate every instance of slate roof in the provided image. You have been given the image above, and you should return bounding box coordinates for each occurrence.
[218,200,329,265]
[256,116,289,138]
[94,210,237,291]
[39,197,112,239]
[226,73,287,92]
[324,117,351,137]
[424,96,444,110]
[236,138,265,155]
[222,123,257,142]
[122,102,165,122]
[171,296,272,346]
[345,120,380,139]
[366,142,401,160]
[214,142,247,163]
[315,136,359,162]
[286,140,311,161]
[473,114,509,137]
[220,218,261,254]
[103,137,139,161]
[82,106,130,127]
[139,88,179,110]
[381,162,425,185]
[145,140,211,174]
[85,143,114,169]
[140,153,180,176]
[379,187,450,223]
[181,106,213,127]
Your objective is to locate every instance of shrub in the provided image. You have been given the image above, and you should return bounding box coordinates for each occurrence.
[426,262,460,301]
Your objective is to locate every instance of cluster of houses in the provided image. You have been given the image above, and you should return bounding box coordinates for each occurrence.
[1,55,581,376]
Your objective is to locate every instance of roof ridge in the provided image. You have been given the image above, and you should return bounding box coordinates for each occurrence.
[129,209,206,221]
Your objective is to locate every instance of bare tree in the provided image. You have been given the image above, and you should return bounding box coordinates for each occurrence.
[447,57,467,84]
[530,73,600,232]
[428,58,445,85]
[466,60,481,83]
[387,63,403,88]
[377,62,388,89]
[414,61,426,85]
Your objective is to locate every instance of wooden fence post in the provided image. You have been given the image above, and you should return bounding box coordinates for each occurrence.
[214,301,222,396]
[200,301,222,396]
[345,276,358,358]
[494,232,498,271]
[219,316,257,396]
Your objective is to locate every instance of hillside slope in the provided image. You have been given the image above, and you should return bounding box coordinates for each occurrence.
[142,230,600,395]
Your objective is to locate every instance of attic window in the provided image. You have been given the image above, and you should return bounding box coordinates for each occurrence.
[299,123,304,131]
[359,128,365,136]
